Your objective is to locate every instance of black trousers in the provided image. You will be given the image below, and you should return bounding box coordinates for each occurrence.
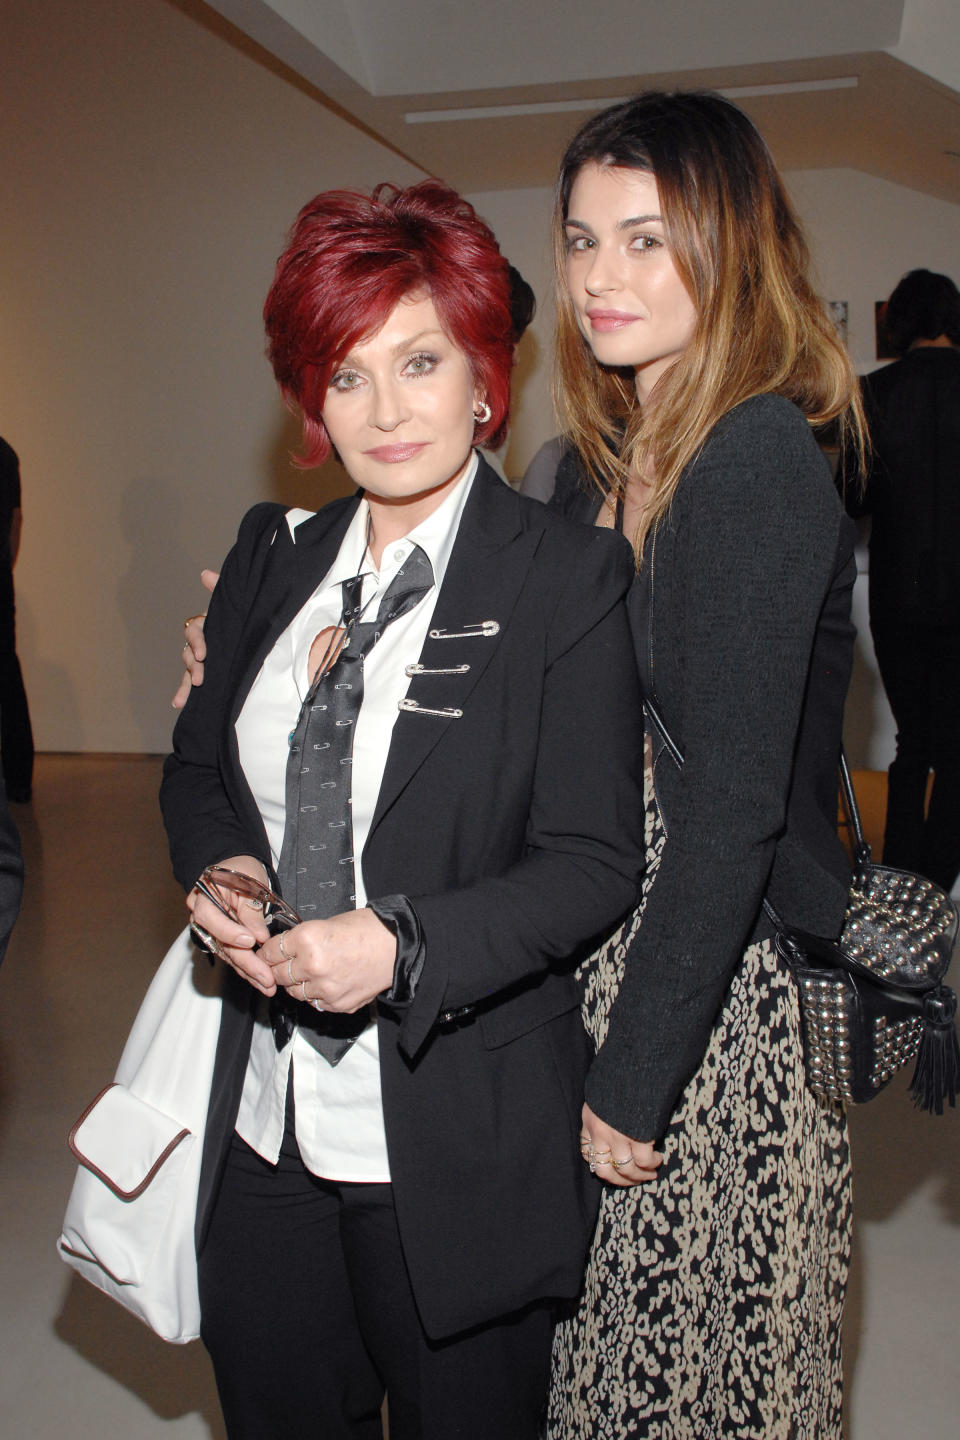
[872,618,960,891]
[198,1118,554,1440]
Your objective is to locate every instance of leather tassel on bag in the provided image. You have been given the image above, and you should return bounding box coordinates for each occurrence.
[909,987,960,1115]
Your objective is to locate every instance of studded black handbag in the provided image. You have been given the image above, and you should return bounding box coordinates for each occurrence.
[765,751,959,1110]
[646,700,960,1112]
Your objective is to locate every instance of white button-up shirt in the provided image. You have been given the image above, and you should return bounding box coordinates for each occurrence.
[234,454,477,1181]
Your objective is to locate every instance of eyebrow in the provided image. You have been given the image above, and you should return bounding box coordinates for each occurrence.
[564,214,663,233]
[339,328,446,366]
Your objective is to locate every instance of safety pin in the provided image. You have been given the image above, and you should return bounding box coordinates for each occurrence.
[429,621,499,640]
[398,698,463,719]
[405,663,470,676]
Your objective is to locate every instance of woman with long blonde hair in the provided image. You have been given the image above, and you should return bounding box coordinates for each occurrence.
[543,91,865,1439]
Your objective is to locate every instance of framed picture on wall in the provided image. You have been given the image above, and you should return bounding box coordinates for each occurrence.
[828,300,848,345]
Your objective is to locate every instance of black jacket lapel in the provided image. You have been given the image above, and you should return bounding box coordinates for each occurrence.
[217,496,361,858]
[225,495,361,730]
[367,459,543,841]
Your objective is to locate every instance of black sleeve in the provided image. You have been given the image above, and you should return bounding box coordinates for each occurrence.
[0,784,23,965]
[395,528,646,1058]
[160,502,288,892]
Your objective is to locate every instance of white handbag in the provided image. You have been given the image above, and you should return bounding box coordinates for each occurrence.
[57,925,223,1343]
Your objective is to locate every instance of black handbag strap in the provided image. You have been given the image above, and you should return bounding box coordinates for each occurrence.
[838,748,870,862]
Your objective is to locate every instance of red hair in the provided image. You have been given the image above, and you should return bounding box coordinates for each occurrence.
[264,180,513,466]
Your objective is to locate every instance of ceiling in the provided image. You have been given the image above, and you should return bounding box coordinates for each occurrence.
[189,0,960,201]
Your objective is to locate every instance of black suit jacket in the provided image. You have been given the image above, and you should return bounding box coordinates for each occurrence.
[161,457,645,1337]
[857,346,960,629]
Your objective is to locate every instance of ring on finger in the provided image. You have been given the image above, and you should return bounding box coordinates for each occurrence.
[611,1156,632,1171]
[278,934,297,983]
[298,980,309,1003]
[310,997,324,1012]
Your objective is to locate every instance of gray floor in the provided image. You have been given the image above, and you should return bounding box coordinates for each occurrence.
[1,755,957,1437]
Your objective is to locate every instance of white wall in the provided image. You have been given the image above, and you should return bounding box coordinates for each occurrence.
[1,0,424,754]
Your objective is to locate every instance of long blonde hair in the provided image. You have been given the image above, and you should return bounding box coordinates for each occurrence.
[553,91,866,556]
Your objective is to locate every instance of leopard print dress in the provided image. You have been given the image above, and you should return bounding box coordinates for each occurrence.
[547,775,852,1440]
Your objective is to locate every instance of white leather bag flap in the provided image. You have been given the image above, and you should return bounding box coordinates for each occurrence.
[63,1082,194,1285]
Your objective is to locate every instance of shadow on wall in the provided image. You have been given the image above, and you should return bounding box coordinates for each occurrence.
[118,473,191,750]
[16,597,84,752]
[55,1277,225,1438]
[502,327,543,483]
[116,409,358,751]
[260,405,357,510]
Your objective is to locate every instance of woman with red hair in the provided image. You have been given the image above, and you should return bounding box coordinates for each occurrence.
[161,179,645,1439]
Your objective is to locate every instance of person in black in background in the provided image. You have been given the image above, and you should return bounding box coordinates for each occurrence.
[0,781,23,964]
[0,438,34,804]
[857,270,960,891]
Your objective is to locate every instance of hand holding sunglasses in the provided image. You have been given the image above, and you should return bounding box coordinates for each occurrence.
[188,860,298,995]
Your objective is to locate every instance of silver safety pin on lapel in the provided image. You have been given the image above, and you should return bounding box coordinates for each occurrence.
[428,621,499,640]
[405,663,470,677]
[398,698,463,719]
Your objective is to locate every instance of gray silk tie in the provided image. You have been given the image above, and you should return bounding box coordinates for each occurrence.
[272,544,435,1062]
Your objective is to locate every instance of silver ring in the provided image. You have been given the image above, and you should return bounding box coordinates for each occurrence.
[278,934,296,978]
[310,997,325,1012]
[299,980,309,1003]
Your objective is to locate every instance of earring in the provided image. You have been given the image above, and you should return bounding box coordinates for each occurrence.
[473,401,492,425]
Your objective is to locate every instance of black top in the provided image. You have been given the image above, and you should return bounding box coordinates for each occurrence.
[857,346,960,627]
[552,394,856,1139]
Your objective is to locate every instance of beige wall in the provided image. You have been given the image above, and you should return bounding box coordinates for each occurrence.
[2,0,424,754]
[4,2,960,754]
